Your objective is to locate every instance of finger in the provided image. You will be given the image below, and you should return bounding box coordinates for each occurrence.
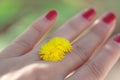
[57,12,116,77]
[23,8,96,61]
[0,10,57,60]
[67,34,120,80]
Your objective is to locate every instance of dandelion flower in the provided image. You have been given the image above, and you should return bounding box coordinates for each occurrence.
[39,37,72,62]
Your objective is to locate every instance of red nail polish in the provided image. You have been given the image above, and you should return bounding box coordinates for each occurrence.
[82,8,96,21]
[102,12,116,25]
[114,34,120,43]
[46,10,57,20]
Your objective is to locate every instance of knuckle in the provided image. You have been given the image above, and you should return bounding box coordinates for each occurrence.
[67,20,78,31]
[104,43,119,59]
[88,30,101,42]
[72,43,89,62]
[31,24,42,33]
[15,39,33,49]
[86,62,104,79]
[91,26,107,38]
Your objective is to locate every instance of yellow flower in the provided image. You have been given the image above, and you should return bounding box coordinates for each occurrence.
[39,37,72,62]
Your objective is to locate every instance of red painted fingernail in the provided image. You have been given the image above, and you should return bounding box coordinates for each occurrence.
[114,34,120,43]
[82,8,96,21]
[102,12,116,25]
[46,10,57,20]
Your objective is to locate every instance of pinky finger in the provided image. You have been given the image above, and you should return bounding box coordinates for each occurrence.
[66,34,120,80]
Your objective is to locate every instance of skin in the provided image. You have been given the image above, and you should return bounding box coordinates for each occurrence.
[0,8,120,80]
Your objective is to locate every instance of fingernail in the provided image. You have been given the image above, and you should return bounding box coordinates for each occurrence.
[82,8,96,21]
[102,12,116,25]
[46,10,57,20]
[114,34,120,43]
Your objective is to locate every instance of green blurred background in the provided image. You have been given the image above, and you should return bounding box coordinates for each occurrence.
[0,0,120,80]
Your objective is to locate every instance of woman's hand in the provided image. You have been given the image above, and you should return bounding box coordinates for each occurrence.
[0,8,119,80]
